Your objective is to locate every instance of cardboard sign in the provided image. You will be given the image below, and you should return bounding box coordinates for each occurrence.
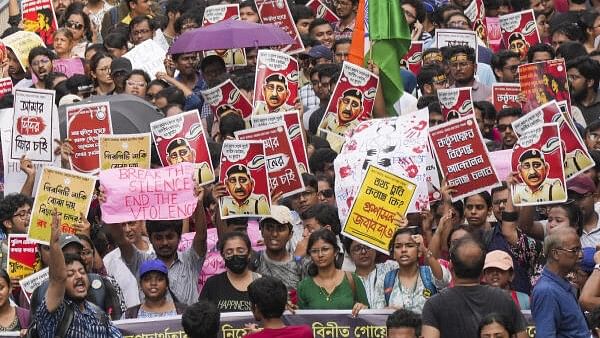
[251,110,309,174]
[259,0,304,54]
[123,39,166,80]
[28,167,96,244]
[235,124,304,198]
[429,115,501,201]
[511,123,566,206]
[67,102,112,174]
[342,165,416,254]
[21,0,57,46]
[52,58,85,77]
[318,61,378,138]
[99,133,151,170]
[100,162,198,223]
[200,79,253,124]
[518,59,570,114]
[435,29,478,63]
[306,0,340,23]
[400,41,423,76]
[437,87,474,121]
[219,140,271,219]
[19,267,48,303]
[202,4,246,68]
[465,0,487,45]
[150,110,214,185]
[2,31,45,70]
[7,234,41,280]
[253,50,299,114]
[0,78,13,99]
[499,10,540,61]
[11,88,55,162]
[485,16,503,53]
[492,83,522,111]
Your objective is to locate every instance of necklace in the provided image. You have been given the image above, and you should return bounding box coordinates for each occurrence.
[319,285,332,302]
[0,316,17,331]
[397,272,419,310]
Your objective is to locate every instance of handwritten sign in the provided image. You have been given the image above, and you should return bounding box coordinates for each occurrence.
[99,133,151,170]
[123,39,167,81]
[67,101,112,174]
[52,58,85,77]
[100,162,198,223]
[28,167,96,244]
[19,267,48,303]
[2,31,45,69]
[11,88,55,162]
[7,234,41,280]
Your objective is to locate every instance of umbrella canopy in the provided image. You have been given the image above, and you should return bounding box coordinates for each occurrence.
[168,18,293,54]
[59,94,164,139]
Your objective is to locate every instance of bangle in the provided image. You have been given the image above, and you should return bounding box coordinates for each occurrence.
[501,211,519,222]
[425,250,433,259]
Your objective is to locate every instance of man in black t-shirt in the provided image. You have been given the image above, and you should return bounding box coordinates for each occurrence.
[421,237,527,338]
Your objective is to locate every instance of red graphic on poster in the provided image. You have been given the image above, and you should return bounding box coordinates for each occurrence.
[202,4,239,25]
[511,123,566,206]
[259,0,304,54]
[201,79,253,124]
[486,17,503,53]
[67,102,112,174]
[251,110,309,174]
[492,83,522,111]
[429,115,501,201]
[236,124,304,198]
[150,110,215,185]
[21,0,57,46]
[7,234,41,280]
[499,10,540,61]
[401,41,423,76]
[437,87,474,121]
[466,0,487,45]
[16,116,45,135]
[253,50,299,114]
[219,140,271,219]
[306,0,339,23]
[318,61,378,138]
[518,59,570,114]
[0,78,13,100]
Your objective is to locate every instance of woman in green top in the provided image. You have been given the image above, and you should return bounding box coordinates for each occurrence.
[297,229,369,316]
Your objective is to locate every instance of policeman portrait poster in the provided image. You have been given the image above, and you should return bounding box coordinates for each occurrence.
[400,41,423,77]
[518,59,571,114]
[511,100,593,181]
[219,140,271,219]
[11,88,55,162]
[511,123,566,206]
[150,110,214,186]
[253,50,299,115]
[305,0,339,23]
[235,124,304,199]
[251,110,309,174]
[343,165,417,254]
[21,0,57,46]
[465,0,486,45]
[429,115,501,202]
[200,79,253,126]
[28,166,96,244]
[435,29,478,63]
[499,10,540,61]
[66,101,113,174]
[492,83,522,111]
[7,234,41,280]
[437,87,474,121]
[202,4,246,68]
[318,62,378,138]
[98,133,151,170]
[259,0,304,55]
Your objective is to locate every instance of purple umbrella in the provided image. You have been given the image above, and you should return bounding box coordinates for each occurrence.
[168,18,294,54]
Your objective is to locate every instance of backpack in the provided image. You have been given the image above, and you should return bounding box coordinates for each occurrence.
[383,267,437,306]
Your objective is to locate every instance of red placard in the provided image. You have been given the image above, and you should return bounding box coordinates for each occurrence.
[66,102,112,174]
[219,140,271,219]
[499,9,541,61]
[202,4,239,25]
[437,87,474,121]
[400,41,423,76]
[518,59,570,114]
[306,0,339,23]
[429,115,501,201]
[253,50,299,114]
[21,0,57,46]
[485,17,503,53]
[492,83,522,111]
[465,0,487,45]
[259,0,304,54]
[201,79,253,124]
[0,78,13,99]
[511,123,566,206]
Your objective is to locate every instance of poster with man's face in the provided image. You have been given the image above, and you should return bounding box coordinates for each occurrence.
[253,50,299,115]
[200,79,253,126]
[150,110,215,186]
[202,4,247,67]
[499,10,540,61]
[219,140,271,219]
[437,87,474,121]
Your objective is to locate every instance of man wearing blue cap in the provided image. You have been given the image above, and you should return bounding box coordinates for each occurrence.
[513,149,566,204]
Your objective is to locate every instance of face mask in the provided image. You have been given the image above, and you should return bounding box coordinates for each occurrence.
[225,254,249,274]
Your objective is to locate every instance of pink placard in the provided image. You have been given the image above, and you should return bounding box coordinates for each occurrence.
[489,149,512,182]
[52,58,85,77]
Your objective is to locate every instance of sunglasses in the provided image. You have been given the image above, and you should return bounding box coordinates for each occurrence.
[66,21,84,30]
[497,124,513,132]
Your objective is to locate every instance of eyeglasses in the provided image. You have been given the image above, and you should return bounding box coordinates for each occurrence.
[497,124,514,132]
[503,64,519,72]
[132,28,151,36]
[556,247,583,254]
[12,209,32,219]
[318,189,334,198]
[96,67,111,74]
[126,80,147,88]
[31,58,51,67]
[294,189,317,199]
[309,246,333,256]
[350,244,373,254]
[66,21,84,30]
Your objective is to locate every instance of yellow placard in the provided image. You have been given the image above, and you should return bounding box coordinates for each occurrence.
[99,133,152,170]
[2,31,45,69]
[28,167,96,244]
[343,165,417,254]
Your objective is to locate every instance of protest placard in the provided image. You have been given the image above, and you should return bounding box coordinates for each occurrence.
[435,29,478,63]
[150,110,214,185]
[19,267,48,303]
[485,17,503,53]
[425,150,441,202]
[235,124,304,198]
[492,83,522,111]
[518,59,570,114]
[429,115,501,201]
[219,140,271,219]
[258,0,304,54]
[123,39,167,80]
[342,165,416,254]
[11,88,55,162]
[202,4,246,67]
[100,162,198,223]
[52,58,85,77]
[99,133,151,170]
[499,9,540,61]
[28,167,96,244]
[0,78,12,100]
[251,110,309,174]
[465,0,486,44]
[437,87,474,121]
[67,101,112,174]
[306,0,340,23]
[200,79,253,126]
[318,62,378,138]
[7,234,41,280]
[511,123,566,206]
[253,50,299,114]
[400,41,423,76]
[2,31,45,70]
[489,149,512,182]
[21,0,57,46]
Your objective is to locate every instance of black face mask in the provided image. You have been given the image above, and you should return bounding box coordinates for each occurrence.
[225,254,249,274]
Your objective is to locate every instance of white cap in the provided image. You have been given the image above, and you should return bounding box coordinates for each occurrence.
[259,205,293,226]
